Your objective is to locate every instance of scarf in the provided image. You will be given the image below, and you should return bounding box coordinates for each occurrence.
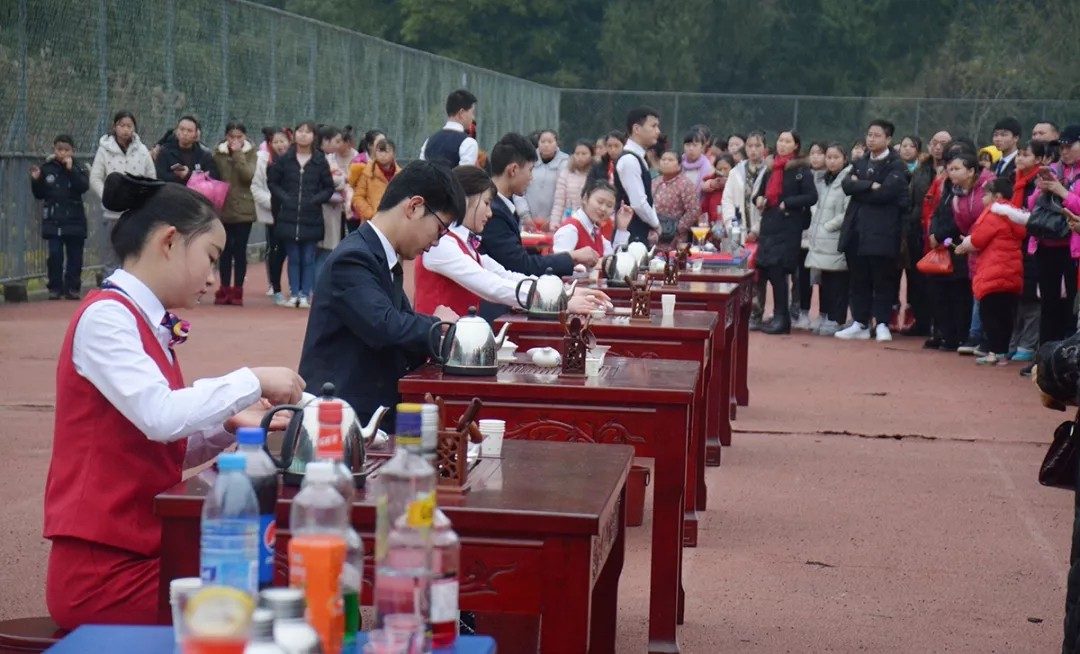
[1012,167,1038,209]
[681,154,710,195]
[765,154,792,207]
[378,162,397,182]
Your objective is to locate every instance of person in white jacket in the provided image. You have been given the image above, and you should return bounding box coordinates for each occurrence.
[523,130,569,230]
[251,127,292,305]
[89,111,155,276]
[805,146,852,336]
[315,126,352,285]
[720,130,770,328]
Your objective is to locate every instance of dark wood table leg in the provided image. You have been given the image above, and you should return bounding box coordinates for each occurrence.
[648,407,687,654]
[683,371,703,547]
[589,488,626,654]
[157,515,199,624]
[705,323,726,467]
[735,284,751,407]
[720,317,737,447]
[540,540,592,654]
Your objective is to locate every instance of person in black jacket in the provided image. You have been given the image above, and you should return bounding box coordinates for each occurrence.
[30,135,89,300]
[267,121,336,308]
[477,133,598,321]
[752,130,817,335]
[836,119,911,342]
[991,117,1022,182]
[154,116,218,184]
[902,152,937,336]
[298,160,464,426]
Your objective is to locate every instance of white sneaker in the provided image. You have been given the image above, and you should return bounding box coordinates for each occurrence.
[265,286,275,296]
[834,322,871,340]
[816,319,841,336]
[875,323,893,342]
[272,292,289,306]
[297,296,311,309]
[792,314,812,330]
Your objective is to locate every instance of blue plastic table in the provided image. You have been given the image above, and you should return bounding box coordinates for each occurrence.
[45,625,497,653]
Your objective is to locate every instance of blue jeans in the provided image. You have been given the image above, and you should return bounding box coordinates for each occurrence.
[969,299,983,343]
[47,236,84,293]
[285,241,317,298]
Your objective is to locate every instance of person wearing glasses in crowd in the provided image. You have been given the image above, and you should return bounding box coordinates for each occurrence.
[298,160,465,427]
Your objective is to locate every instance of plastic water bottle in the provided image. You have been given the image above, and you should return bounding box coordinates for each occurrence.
[200,453,260,595]
[430,509,460,649]
[374,404,437,644]
[236,427,279,590]
[420,403,440,468]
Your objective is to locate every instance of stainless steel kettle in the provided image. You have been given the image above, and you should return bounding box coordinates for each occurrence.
[515,267,578,317]
[260,383,389,487]
[601,247,640,285]
[429,306,510,375]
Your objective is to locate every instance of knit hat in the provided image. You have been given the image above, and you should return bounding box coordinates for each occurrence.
[977,145,1002,164]
[992,117,1023,137]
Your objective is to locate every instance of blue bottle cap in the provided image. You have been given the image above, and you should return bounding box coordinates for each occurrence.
[217,453,246,471]
[236,427,266,446]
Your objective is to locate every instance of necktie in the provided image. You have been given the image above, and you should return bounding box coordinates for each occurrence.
[161,312,191,347]
[468,233,482,251]
[391,263,404,309]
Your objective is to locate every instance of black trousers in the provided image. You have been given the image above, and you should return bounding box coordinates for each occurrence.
[46,235,84,293]
[791,249,811,315]
[761,264,790,322]
[1036,246,1078,344]
[931,276,973,347]
[220,222,253,287]
[266,233,286,293]
[819,270,850,323]
[848,255,898,326]
[978,292,1019,355]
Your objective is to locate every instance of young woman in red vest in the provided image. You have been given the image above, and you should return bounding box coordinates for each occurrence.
[552,179,634,255]
[415,165,612,317]
[43,173,304,630]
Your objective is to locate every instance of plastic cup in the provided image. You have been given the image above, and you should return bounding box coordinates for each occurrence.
[170,578,203,643]
[478,419,505,457]
[382,614,424,652]
[364,628,411,654]
[585,356,602,377]
[661,294,676,316]
[691,258,704,272]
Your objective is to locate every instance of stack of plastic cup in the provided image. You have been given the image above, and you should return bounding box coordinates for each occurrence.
[170,577,203,643]
[477,419,505,457]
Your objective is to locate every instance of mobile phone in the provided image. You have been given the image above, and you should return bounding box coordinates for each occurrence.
[1038,166,1056,180]
[170,163,182,171]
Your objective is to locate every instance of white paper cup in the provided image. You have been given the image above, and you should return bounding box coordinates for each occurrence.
[478,419,505,457]
[691,258,704,272]
[661,294,676,316]
[585,356,602,377]
[169,577,202,642]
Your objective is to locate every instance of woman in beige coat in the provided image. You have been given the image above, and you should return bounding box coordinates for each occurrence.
[212,121,257,305]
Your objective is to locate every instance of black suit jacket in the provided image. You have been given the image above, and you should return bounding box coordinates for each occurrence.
[996,155,1017,184]
[477,196,574,321]
[298,222,438,426]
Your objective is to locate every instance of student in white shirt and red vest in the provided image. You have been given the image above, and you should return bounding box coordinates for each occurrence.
[42,173,304,630]
[552,179,634,256]
[415,165,612,319]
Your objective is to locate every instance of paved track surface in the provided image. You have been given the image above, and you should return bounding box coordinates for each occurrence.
[0,265,1070,652]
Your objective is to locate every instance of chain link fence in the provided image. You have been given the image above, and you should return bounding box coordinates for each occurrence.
[4,0,1080,284]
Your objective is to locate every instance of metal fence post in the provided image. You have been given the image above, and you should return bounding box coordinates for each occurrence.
[220,2,230,133]
[166,0,175,126]
[269,18,277,124]
[792,98,800,130]
[308,32,317,118]
[914,100,921,136]
[13,0,30,280]
[97,0,108,141]
[672,94,680,143]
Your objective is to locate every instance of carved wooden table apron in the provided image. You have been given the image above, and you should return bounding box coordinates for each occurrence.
[400,357,699,654]
[591,280,737,464]
[649,267,755,410]
[497,310,718,542]
[154,441,632,654]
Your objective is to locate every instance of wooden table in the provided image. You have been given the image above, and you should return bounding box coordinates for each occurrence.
[496,310,719,532]
[155,440,631,654]
[400,357,699,654]
[649,267,755,410]
[591,279,738,464]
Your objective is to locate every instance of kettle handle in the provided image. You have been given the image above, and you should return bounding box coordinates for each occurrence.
[259,403,305,470]
[428,321,453,364]
[600,255,612,279]
[514,278,533,309]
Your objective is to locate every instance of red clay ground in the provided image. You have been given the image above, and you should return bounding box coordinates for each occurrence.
[0,265,1071,653]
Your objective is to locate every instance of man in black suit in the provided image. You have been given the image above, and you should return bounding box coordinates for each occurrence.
[298,160,465,425]
[991,117,1022,182]
[478,133,600,321]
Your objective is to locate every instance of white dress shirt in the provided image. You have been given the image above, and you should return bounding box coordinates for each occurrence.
[552,209,629,255]
[423,223,532,307]
[367,220,399,271]
[72,270,261,467]
[418,121,479,167]
[615,141,660,229]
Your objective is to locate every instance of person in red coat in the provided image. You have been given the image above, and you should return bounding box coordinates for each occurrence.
[43,173,303,630]
[958,177,1026,365]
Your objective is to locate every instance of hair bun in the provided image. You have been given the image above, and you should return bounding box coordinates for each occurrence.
[102,173,166,213]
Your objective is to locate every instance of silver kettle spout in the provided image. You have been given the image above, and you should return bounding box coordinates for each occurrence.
[493,322,510,349]
[565,279,578,298]
[361,405,389,445]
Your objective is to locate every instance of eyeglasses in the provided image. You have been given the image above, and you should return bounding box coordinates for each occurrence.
[424,203,452,237]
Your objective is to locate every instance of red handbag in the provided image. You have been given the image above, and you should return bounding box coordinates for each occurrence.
[916,246,953,275]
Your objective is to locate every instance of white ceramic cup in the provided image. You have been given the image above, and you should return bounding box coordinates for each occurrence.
[691,258,704,272]
[478,419,506,457]
[169,577,203,642]
[661,294,676,316]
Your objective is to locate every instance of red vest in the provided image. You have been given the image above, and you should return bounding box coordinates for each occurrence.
[570,217,606,253]
[414,232,484,316]
[43,291,187,557]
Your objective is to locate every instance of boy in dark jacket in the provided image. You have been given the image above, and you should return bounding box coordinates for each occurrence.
[30,135,89,300]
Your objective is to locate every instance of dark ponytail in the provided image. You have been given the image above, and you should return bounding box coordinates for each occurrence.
[582,178,617,200]
[451,165,496,225]
[104,173,219,262]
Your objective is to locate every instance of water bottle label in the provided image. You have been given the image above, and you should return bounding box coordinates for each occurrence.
[258,514,275,585]
[431,579,459,622]
[406,492,435,528]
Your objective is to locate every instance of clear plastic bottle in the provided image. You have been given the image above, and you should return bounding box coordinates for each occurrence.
[374,404,437,642]
[236,427,280,590]
[244,608,285,654]
[260,588,319,654]
[420,403,440,468]
[289,461,347,654]
[200,452,259,595]
[430,509,460,649]
[311,400,362,644]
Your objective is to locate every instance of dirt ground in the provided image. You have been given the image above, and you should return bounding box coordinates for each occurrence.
[0,264,1071,653]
